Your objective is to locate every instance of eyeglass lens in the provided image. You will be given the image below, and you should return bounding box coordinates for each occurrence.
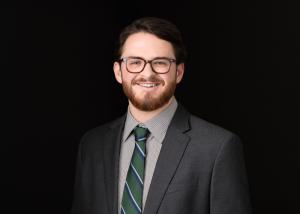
[126,58,172,73]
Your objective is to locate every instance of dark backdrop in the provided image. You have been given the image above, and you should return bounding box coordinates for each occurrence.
[3,0,299,213]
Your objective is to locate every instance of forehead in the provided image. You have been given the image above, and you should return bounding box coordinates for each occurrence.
[121,32,175,58]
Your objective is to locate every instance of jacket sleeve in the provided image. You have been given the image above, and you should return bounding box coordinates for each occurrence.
[210,134,252,214]
[70,139,90,214]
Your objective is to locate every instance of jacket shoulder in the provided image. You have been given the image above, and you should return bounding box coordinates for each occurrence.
[190,114,236,135]
[184,114,243,166]
[79,116,125,148]
[188,114,241,147]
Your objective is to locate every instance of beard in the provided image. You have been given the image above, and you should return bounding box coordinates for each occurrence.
[122,74,177,111]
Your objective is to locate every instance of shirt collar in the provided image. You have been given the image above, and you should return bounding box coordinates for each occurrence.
[122,98,178,143]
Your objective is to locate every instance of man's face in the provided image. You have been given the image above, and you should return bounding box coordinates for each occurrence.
[113,32,184,111]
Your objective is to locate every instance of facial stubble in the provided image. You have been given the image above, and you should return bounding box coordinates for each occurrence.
[122,74,177,111]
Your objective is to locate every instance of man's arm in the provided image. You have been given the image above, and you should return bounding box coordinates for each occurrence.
[70,141,86,214]
[210,135,252,214]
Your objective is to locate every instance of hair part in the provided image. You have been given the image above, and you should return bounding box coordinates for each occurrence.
[115,17,187,64]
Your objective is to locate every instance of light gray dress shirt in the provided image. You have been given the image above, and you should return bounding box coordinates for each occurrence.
[118,98,178,212]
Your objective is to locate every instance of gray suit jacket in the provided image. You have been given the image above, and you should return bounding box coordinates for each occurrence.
[71,104,252,214]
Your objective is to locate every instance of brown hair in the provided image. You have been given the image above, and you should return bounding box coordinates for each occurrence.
[115,17,187,64]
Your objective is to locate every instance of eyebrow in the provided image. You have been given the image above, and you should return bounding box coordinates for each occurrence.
[123,56,175,60]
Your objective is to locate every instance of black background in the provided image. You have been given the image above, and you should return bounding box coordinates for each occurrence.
[2,0,300,213]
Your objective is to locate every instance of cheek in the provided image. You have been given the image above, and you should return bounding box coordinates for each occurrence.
[122,73,136,84]
[165,73,177,83]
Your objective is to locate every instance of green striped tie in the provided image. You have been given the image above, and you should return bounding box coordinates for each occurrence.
[121,125,150,214]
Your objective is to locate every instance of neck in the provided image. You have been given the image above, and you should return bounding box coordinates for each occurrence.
[128,96,175,123]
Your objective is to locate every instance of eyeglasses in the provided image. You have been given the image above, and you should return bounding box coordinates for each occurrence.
[118,57,176,74]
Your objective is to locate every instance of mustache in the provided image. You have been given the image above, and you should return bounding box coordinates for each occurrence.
[132,75,165,85]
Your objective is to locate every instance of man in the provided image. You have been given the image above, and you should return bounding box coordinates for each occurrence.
[71,17,252,214]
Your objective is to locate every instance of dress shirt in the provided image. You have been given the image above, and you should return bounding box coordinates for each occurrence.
[118,98,178,212]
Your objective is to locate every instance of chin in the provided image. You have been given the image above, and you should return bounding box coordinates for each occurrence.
[131,95,172,112]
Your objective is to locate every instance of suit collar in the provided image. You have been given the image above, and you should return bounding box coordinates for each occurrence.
[143,104,191,214]
[169,103,191,133]
[103,115,126,214]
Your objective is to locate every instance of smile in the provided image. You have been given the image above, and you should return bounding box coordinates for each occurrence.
[136,82,160,88]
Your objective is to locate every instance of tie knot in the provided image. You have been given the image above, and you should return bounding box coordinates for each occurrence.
[134,125,150,142]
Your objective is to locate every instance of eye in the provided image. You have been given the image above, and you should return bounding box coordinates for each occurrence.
[128,59,143,66]
[153,59,169,66]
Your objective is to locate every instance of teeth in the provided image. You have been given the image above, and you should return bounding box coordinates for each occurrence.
[138,83,159,88]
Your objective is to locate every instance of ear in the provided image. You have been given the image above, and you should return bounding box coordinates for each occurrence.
[113,62,123,84]
[176,63,185,84]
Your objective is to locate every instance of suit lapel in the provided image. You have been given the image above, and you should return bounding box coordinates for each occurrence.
[143,105,191,214]
[102,116,126,214]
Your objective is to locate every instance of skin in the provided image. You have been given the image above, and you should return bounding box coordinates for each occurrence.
[113,32,185,123]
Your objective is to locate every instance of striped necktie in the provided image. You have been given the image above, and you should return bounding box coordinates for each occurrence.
[121,125,150,214]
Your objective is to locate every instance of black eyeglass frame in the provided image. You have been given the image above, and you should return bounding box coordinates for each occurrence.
[118,56,177,74]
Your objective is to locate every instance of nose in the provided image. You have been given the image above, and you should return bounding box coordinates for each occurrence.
[141,62,155,77]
